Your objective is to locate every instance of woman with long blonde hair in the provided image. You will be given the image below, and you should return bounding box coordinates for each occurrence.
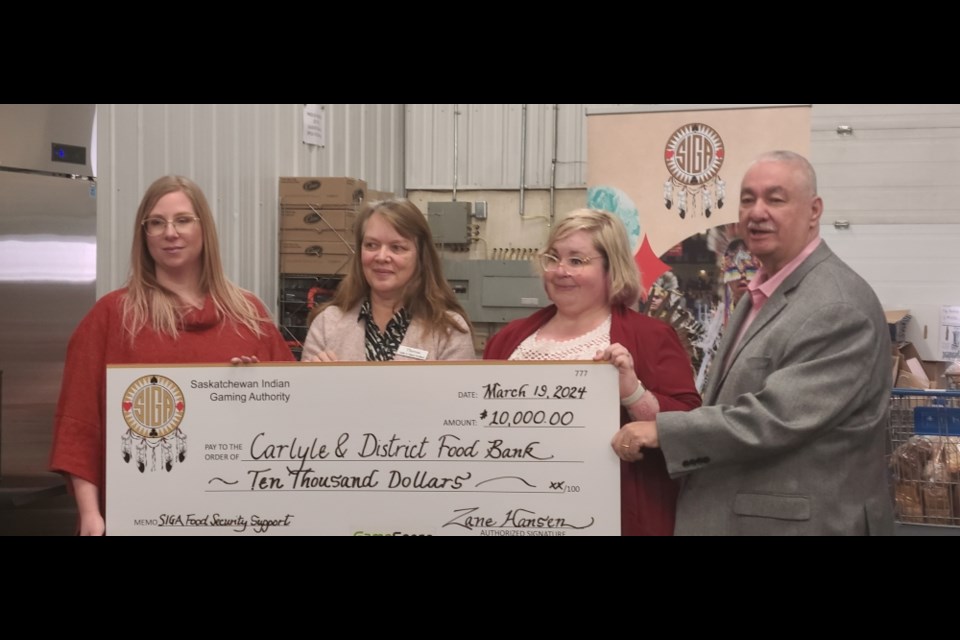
[50,175,293,535]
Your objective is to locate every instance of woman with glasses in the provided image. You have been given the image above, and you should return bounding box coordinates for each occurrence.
[301,199,475,362]
[483,208,700,536]
[50,175,293,535]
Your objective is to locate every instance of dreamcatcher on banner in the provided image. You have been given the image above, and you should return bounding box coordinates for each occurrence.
[663,123,725,220]
[120,375,188,473]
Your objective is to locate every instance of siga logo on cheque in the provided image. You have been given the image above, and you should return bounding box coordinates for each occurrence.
[120,375,188,473]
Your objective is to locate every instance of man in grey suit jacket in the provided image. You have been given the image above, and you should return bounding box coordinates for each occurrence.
[612,150,894,535]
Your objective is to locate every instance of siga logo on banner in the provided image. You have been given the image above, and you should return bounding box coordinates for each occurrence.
[663,123,726,221]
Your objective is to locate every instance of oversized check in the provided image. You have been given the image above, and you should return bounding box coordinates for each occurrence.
[106,361,621,535]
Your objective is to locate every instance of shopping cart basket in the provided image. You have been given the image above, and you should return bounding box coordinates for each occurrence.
[888,389,960,527]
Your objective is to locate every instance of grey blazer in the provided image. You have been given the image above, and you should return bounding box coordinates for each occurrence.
[657,242,894,535]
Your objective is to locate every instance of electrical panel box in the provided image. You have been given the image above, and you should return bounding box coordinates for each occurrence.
[473,201,488,220]
[428,201,471,245]
[442,259,547,323]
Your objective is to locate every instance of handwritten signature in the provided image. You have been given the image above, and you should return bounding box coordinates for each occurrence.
[442,507,594,531]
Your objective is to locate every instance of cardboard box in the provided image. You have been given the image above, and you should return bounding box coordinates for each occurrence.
[280,194,364,208]
[280,228,356,244]
[885,309,912,343]
[280,241,354,276]
[280,240,357,256]
[366,188,396,202]
[278,177,367,206]
[280,255,351,276]
[279,208,357,232]
[893,342,947,389]
[925,360,948,390]
[894,342,929,389]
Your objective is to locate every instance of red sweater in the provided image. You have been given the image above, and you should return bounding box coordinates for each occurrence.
[484,304,701,536]
[49,289,294,513]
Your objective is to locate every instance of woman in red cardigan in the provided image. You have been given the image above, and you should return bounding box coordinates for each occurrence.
[484,209,700,536]
[50,176,294,535]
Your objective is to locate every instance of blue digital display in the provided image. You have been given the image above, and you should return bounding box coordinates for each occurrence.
[51,142,86,165]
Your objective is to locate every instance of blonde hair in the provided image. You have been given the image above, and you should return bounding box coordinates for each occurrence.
[325,199,471,337]
[545,208,641,307]
[122,175,269,339]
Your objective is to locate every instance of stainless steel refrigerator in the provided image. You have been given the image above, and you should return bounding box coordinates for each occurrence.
[0,105,96,500]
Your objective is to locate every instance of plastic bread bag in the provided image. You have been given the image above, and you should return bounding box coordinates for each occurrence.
[891,435,933,481]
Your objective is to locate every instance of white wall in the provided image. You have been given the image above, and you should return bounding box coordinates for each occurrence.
[812,104,960,225]
[813,105,960,362]
[96,104,404,312]
[823,224,960,361]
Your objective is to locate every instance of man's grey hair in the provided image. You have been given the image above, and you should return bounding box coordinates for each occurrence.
[753,150,818,196]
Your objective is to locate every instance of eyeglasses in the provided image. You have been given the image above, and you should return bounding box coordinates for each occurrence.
[142,216,201,237]
[538,253,604,273]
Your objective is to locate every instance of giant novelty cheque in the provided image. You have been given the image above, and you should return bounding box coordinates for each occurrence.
[106,361,621,536]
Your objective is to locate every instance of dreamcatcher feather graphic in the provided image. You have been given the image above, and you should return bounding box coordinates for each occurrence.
[663,123,725,220]
[120,375,187,473]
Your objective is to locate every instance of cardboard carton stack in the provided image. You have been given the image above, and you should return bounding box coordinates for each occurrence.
[279,177,366,275]
[887,309,948,390]
[365,189,395,203]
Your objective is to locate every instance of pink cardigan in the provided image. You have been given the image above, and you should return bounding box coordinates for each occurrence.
[303,304,476,361]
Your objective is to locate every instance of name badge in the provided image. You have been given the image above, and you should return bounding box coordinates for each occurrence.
[396,345,428,361]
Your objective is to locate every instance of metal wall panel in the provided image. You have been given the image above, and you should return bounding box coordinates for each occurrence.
[96,104,404,313]
[405,104,613,190]
[824,223,960,361]
[406,104,453,190]
[406,104,960,225]
[811,103,960,225]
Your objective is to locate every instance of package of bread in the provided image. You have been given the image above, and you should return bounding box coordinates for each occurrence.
[946,437,960,521]
[922,484,953,523]
[891,436,933,482]
[944,435,960,477]
[923,440,950,483]
[922,437,958,523]
[890,436,935,522]
[894,481,925,523]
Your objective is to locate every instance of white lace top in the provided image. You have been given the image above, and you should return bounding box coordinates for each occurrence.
[510,315,612,361]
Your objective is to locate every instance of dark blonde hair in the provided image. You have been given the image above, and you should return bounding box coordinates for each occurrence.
[122,175,269,338]
[545,208,641,307]
[326,199,471,337]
